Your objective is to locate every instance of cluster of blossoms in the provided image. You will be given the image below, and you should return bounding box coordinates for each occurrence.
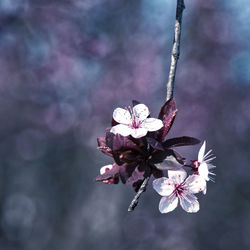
[95,99,216,213]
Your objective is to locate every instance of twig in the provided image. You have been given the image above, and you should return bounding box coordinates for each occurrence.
[166,0,185,101]
[127,0,185,212]
[128,176,150,212]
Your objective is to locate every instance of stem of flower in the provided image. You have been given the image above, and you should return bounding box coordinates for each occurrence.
[128,176,150,212]
[127,0,185,212]
[166,0,185,101]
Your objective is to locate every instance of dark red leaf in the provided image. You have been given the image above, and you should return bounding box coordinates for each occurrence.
[97,137,112,157]
[150,149,173,164]
[163,136,200,148]
[119,150,144,164]
[152,168,164,179]
[126,165,146,184]
[157,98,178,141]
[112,134,137,152]
[112,152,123,166]
[150,149,185,165]
[105,131,115,149]
[118,162,147,185]
[146,137,164,151]
[119,163,138,184]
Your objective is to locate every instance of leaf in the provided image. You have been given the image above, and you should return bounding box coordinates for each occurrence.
[146,137,164,151]
[118,162,148,184]
[119,162,138,184]
[106,132,138,152]
[157,98,178,141]
[97,137,112,157]
[95,164,120,182]
[163,136,201,148]
[150,148,174,164]
[172,149,186,164]
[112,134,138,152]
[126,165,145,184]
[119,150,144,164]
[150,149,185,165]
[154,155,183,170]
[105,131,115,149]
[152,168,164,179]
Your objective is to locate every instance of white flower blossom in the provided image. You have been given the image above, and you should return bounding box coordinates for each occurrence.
[196,141,216,194]
[153,168,206,213]
[110,103,163,138]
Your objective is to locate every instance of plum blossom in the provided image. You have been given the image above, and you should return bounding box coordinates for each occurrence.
[197,141,216,181]
[95,98,209,213]
[110,103,163,138]
[153,168,206,213]
[192,141,216,194]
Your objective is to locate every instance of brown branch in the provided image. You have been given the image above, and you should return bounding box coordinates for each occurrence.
[127,0,185,212]
[128,176,150,212]
[166,0,185,101]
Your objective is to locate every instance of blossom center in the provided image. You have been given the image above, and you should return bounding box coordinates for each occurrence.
[127,106,142,129]
[191,160,200,174]
[174,183,185,196]
[131,116,141,129]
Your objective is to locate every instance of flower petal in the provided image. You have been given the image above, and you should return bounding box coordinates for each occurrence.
[159,195,178,213]
[130,127,148,138]
[113,108,132,125]
[132,104,149,121]
[202,184,207,195]
[153,177,175,196]
[141,118,163,132]
[179,192,200,213]
[100,164,113,174]
[184,175,207,194]
[110,124,132,136]
[168,167,187,184]
[198,162,209,181]
[198,141,206,162]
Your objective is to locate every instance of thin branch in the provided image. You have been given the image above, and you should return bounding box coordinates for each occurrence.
[127,0,185,212]
[128,176,150,212]
[166,0,185,101]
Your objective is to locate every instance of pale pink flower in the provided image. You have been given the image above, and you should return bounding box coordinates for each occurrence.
[153,168,206,213]
[194,141,216,194]
[110,104,163,138]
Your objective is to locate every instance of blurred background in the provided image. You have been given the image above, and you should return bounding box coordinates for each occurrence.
[0,0,250,249]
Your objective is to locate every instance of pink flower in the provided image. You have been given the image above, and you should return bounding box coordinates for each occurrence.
[110,103,163,138]
[153,168,206,213]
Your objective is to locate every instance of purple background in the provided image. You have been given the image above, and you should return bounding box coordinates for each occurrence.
[0,0,250,250]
